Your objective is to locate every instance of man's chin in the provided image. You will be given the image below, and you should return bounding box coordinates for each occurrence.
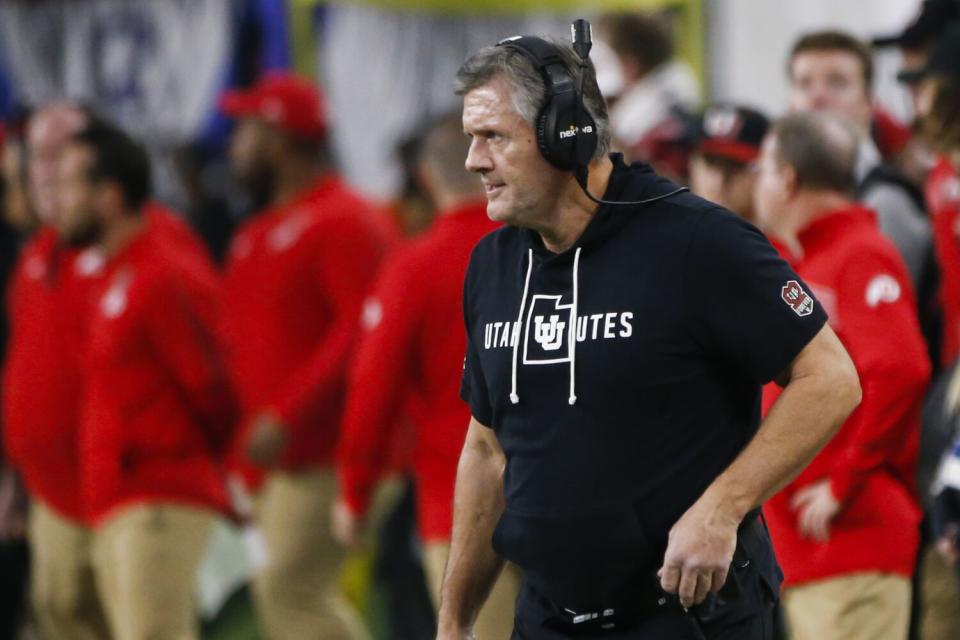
[59,223,101,248]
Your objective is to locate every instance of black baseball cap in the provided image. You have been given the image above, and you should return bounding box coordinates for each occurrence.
[873,0,959,50]
[898,23,960,83]
[695,104,770,163]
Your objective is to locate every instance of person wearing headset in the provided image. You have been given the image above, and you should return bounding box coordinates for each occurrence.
[439,22,862,639]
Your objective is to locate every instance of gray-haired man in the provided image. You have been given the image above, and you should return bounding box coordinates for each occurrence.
[438,27,862,640]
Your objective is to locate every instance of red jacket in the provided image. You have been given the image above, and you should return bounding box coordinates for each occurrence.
[3,228,91,521]
[2,206,209,523]
[80,214,233,524]
[925,156,960,366]
[337,203,498,541]
[221,175,394,489]
[764,205,930,586]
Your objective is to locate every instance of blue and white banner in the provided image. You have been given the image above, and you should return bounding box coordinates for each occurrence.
[0,0,233,147]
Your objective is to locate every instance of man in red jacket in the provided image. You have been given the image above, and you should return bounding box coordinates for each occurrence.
[220,74,394,639]
[755,111,930,640]
[57,120,234,639]
[2,103,111,640]
[4,104,214,640]
[331,114,519,636]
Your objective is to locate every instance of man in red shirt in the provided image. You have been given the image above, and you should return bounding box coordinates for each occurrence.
[56,119,233,639]
[331,114,519,637]
[755,111,930,640]
[2,103,111,640]
[220,74,394,639]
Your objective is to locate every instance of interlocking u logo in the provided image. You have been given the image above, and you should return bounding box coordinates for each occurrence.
[533,314,566,351]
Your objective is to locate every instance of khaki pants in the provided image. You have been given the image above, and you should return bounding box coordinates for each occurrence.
[783,572,911,640]
[252,470,365,640]
[423,543,521,639]
[919,546,960,640]
[29,501,110,640]
[92,503,215,640]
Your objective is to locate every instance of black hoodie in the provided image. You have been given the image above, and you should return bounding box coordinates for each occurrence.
[460,155,827,611]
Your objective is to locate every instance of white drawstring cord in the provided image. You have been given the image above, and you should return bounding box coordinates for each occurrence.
[510,249,534,404]
[568,247,581,405]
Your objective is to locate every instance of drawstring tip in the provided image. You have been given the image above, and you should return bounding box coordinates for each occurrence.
[568,395,577,405]
[510,393,519,404]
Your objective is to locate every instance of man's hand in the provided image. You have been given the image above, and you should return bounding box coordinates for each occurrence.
[331,498,363,549]
[245,412,288,468]
[659,496,739,608]
[0,468,28,541]
[791,479,840,542]
[935,525,960,564]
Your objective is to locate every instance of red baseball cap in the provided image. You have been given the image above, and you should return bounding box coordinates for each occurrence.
[221,73,327,140]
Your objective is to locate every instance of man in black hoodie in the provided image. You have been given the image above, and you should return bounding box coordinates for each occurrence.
[438,30,862,640]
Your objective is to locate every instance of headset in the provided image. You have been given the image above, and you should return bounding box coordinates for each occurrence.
[496,19,687,207]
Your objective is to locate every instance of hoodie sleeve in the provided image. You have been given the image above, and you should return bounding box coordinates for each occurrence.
[684,209,828,384]
[829,248,931,504]
[460,252,493,427]
[336,249,422,517]
[144,268,236,453]
[270,212,390,453]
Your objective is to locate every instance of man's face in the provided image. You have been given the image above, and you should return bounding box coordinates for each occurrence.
[789,50,872,130]
[753,135,791,231]
[229,117,277,204]
[689,153,758,223]
[57,144,102,246]
[27,107,85,224]
[462,75,566,226]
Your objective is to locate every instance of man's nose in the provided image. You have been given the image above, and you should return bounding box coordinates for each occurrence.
[464,138,491,174]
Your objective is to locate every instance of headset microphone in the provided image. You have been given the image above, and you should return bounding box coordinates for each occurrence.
[569,19,688,207]
[497,20,688,207]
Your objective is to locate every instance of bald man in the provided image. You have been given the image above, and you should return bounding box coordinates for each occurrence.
[3,103,111,639]
[755,112,929,640]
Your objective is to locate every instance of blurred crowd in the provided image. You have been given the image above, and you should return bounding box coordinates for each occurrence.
[3,1,960,639]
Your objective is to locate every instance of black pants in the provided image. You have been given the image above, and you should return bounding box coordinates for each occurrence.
[511,580,774,640]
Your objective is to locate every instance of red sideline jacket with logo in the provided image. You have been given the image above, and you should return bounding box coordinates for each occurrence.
[337,202,498,541]
[3,206,211,523]
[764,205,930,586]
[81,214,233,524]
[221,175,394,489]
[926,156,960,366]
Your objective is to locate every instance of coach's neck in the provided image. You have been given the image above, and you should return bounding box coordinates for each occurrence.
[539,155,613,254]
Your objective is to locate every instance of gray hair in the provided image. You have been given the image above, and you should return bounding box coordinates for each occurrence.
[454,37,611,160]
[772,111,861,194]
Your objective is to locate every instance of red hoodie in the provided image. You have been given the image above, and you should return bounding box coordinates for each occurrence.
[2,206,210,523]
[80,214,233,524]
[221,175,394,490]
[925,156,960,366]
[337,203,498,541]
[3,228,91,521]
[764,205,930,586]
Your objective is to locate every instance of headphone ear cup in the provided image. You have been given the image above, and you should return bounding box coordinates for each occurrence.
[536,101,570,171]
[545,90,596,171]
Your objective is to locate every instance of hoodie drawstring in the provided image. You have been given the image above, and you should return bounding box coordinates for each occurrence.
[510,249,534,404]
[568,247,581,405]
